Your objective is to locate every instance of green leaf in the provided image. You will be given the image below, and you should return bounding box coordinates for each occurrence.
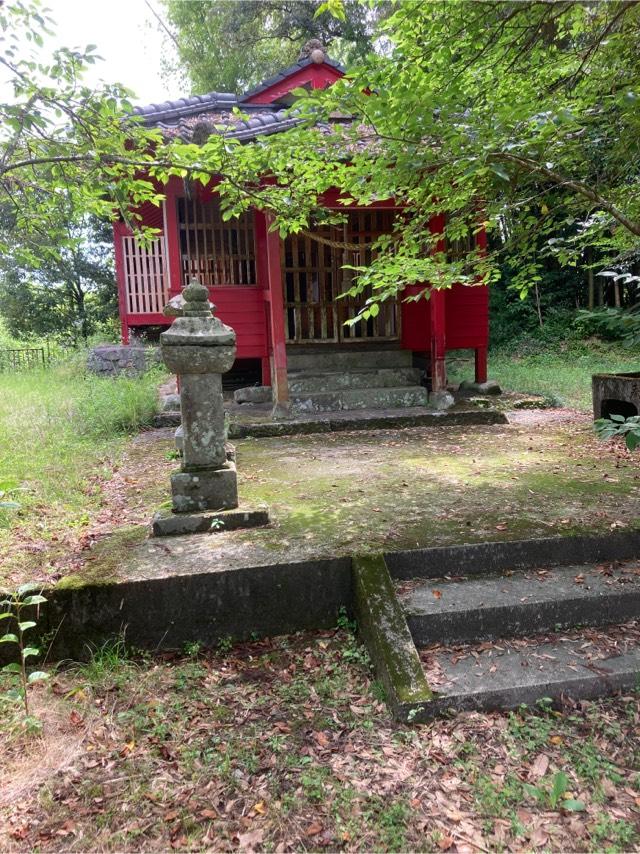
[0,633,18,644]
[626,431,640,451]
[22,646,40,659]
[562,799,586,812]
[18,621,36,631]
[490,163,510,182]
[21,594,47,606]
[2,662,21,674]
[27,670,48,683]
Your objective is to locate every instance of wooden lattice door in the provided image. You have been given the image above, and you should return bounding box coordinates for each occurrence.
[337,210,399,341]
[282,210,399,344]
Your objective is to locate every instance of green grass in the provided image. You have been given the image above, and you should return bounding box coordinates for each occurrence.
[0,360,163,580]
[449,343,640,410]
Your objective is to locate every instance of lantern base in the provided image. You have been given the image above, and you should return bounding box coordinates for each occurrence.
[170,461,238,514]
[151,503,270,537]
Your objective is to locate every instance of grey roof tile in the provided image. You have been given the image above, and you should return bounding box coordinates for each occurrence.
[132,55,345,142]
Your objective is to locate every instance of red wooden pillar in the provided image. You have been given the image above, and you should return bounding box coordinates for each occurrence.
[261,212,289,412]
[163,178,183,296]
[475,348,488,383]
[113,221,130,344]
[429,213,447,392]
[430,290,447,392]
[474,220,488,383]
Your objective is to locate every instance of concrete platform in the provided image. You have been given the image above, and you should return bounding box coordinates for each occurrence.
[401,560,640,645]
[420,628,640,717]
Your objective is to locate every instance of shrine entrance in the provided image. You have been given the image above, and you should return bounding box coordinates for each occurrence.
[282,210,400,344]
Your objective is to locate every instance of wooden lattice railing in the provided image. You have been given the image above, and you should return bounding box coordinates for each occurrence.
[122,235,169,315]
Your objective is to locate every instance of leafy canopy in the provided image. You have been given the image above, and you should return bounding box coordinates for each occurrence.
[3,0,640,327]
[159,0,390,93]
[154,0,640,317]
[0,0,164,264]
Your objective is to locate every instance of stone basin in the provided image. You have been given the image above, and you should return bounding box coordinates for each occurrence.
[592,371,640,420]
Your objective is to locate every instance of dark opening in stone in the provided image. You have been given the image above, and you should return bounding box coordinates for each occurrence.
[600,398,639,420]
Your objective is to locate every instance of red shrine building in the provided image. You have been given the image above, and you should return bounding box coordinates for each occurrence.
[113,46,489,411]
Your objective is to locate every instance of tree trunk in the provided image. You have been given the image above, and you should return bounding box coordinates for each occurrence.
[534,282,543,327]
[586,247,594,309]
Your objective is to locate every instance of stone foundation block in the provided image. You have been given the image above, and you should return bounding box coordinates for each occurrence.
[429,390,455,410]
[162,393,181,412]
[234,385,273,405]
[152,504,270,537]
[458,379,502,396]
[170,461,238,513]
[87,345,159,376]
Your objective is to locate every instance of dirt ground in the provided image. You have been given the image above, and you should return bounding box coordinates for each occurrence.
[1,628,639,852]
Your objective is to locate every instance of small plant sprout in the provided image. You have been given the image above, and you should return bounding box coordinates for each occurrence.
[523,770,585,812]
[0,478,23,526]
[1,584,49,719]
[210,517,225,531]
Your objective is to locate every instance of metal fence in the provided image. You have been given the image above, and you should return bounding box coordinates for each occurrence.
[0,346,48,373]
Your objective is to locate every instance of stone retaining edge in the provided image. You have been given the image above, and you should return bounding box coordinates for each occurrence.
[352,554,432,722]
[153,409,508,435]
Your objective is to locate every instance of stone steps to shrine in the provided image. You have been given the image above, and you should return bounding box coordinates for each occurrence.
[419,624,640,715]
[286,348,429,412]
[398,561,640,647]
[286,347,413,373]
[289,384,429,413]
[353,537,640,722]
[287,366,422,395]
[397,557,640,716]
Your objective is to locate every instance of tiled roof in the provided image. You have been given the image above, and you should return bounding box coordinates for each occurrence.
[131,53,345,143]
[149,107,303,144]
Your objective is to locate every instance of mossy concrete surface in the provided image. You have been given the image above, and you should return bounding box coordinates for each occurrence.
[52,414,640,589]
[353,554,432,721]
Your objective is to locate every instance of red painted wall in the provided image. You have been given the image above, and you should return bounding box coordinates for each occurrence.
[243,63,343,105]
[210,287,268,359]
[401,283,489,352]
[445,283,489,350]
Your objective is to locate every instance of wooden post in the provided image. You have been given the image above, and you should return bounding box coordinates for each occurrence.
[113,221,130,344]
[430,289,447,392]
[163,179,183,296]
[262,213,289,413]
[475,218,488,383]
[475,347,488,383]
[429,213,447,392]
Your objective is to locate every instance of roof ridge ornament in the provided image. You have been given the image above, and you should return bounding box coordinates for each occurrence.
[299,38,326,63]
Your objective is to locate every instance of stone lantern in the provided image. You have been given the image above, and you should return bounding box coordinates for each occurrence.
[161,278,238,513]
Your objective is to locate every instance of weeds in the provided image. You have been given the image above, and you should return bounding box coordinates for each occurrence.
[0,585,48,721]
[448,344,640,410]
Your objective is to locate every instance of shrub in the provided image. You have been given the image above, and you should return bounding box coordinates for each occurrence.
[574,307,640,347]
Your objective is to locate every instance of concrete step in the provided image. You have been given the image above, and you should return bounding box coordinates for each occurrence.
[290,385,430,413]
[287,367,422,395]
[287,349,413,373]
[420,623,640,715]
[400,561,640,647]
